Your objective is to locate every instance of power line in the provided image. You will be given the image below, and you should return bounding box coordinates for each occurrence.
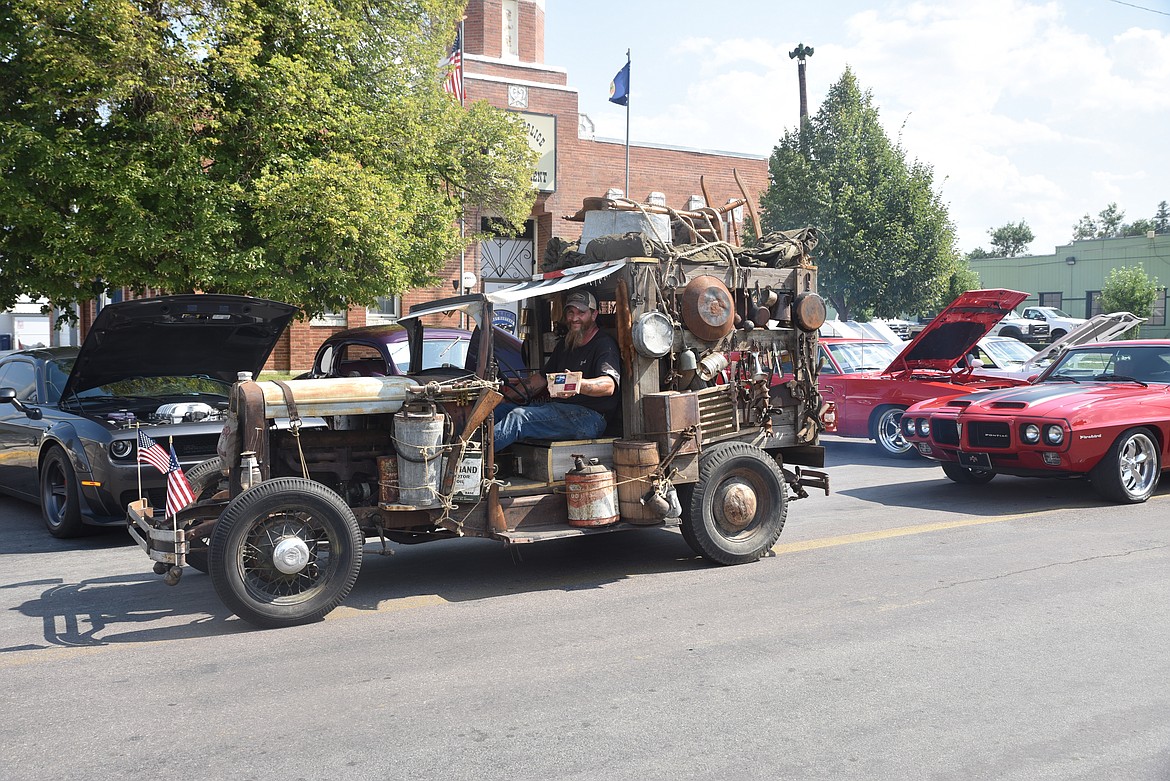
[1106,0,1170,17]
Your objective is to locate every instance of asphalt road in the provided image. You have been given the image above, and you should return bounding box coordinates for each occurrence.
[1,439,1168,781]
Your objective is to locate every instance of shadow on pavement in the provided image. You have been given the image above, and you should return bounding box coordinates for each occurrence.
[3,527,716,643]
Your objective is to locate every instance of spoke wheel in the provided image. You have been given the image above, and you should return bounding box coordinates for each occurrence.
[40,446,86,538]
[1091,428,1161,504]
[871,406,913,456]
[209,478,363,627]
[681,442,787,565]
[941,462,996,485]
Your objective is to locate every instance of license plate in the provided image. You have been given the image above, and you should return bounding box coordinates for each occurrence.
[957,451,992,469]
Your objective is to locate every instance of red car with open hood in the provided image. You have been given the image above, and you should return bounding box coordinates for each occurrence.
[820,289,1031,455]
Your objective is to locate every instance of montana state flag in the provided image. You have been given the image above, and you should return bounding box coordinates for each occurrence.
[609,62,629,106]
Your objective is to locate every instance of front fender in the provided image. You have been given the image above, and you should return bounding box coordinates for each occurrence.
[40,422,94,475]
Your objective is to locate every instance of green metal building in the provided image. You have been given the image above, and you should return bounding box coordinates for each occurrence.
[969,233,1170,339]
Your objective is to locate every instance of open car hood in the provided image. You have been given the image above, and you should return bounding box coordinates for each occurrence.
[63,294,299,397]
[883,289,1028,375]
[1020,311,1145,372]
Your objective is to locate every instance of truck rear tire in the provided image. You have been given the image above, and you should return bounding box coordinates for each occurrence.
[681,442,787,565]
[209,477,364,628]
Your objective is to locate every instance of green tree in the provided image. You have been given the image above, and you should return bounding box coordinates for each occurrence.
[966,247,994,260]
[1099,266,1162,338]
[1072,213,1098,240]
[1155,201,1169,234]
[1121,218,1156,237]
[0,0,536,318]
[760,67,961,321]
[1097,202,1125,237]
[942,262,980,304]
[987,220,1034,257]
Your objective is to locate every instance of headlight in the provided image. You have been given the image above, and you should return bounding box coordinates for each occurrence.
[1021,424,1040,444]
[110,439,134,459]
[1044,425,1064,445]
[917,418,931,437]
[903,418,917,437]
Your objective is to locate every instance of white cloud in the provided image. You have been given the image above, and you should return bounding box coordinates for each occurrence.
[564,0,1169,256]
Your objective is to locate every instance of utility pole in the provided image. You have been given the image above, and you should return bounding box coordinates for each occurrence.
[788,43,814,125]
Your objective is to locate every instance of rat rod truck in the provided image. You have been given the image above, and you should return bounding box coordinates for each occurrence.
[129,254,830,628]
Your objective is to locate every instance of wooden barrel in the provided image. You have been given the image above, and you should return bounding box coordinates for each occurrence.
[613,440,661,525]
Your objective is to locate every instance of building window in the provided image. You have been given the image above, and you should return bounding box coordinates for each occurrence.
[366,296,400,324]
[310,307,347,327]
[1151,289,1167,327]
[1038,292,1062,308]
[1086,291,1102,318]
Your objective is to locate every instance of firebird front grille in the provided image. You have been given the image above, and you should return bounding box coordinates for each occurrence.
[931,419,959,445]
[968,421,1012,449]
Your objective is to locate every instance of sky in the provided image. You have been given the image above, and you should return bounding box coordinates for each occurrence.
[543,0,1170,257]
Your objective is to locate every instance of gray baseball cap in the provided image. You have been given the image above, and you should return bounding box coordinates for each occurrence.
[564,290,598,312]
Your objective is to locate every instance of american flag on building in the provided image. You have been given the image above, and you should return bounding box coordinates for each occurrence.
[441,23,464,104]
[165,444,196,518]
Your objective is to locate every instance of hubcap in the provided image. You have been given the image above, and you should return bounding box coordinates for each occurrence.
[714,478,758,532]
[272,536,312,574]
[877,410,911,454]
[1120,433,1158,498]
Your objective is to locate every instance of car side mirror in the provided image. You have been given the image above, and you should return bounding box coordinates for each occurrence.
[0,387,42,419]
[970,358,984,368]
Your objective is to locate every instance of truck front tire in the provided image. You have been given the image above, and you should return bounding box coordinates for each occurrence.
[209,477,364,628]
[681,442,787,565]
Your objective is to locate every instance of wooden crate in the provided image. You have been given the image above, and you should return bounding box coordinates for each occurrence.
[512,438,617,484]
[643,391,702,457]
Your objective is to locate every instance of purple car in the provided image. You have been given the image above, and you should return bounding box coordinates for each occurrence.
[306,323,524,379]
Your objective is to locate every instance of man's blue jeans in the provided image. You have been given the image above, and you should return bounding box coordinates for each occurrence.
[493,401,608,450]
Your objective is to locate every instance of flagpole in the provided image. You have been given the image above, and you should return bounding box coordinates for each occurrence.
[168,437,179,573]
[624,49,630,197]
[135,423,143,506]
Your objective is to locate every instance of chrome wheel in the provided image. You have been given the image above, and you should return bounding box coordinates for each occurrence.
[1091,428,1161,504]
[873,407,913,456]
[1118,432,1159,499]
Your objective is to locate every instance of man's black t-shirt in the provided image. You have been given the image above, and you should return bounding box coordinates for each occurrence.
[543,330,622,414]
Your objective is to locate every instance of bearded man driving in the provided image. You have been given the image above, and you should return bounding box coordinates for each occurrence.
[493,290,621,451]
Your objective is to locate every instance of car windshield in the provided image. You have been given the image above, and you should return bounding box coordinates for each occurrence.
[1042,307,1072,318]
[1042,345,1170,384]
[980,339,1037,368]
[827,341,900,373]
[387,336,470,373]
[47,357,231,405]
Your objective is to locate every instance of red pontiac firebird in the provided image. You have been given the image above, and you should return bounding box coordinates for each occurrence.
[819,289,1031,455]
[902,340,1170,503]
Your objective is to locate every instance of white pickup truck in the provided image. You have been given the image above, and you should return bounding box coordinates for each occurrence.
[1021,306,1087,342]
[986,310,1049,345]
